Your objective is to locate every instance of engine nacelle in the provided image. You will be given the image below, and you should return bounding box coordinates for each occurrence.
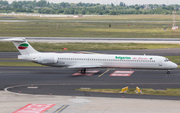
[33,57,58,64]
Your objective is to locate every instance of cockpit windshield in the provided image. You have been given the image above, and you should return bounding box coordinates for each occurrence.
[164,58,169,62]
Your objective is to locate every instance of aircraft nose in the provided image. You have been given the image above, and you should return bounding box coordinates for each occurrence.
[172,63,178,69]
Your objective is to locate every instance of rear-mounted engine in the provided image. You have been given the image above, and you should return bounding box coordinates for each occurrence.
[32,57,58,64]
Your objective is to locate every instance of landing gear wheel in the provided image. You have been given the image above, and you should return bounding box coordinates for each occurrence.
[81,68,86,74]
[167,71,170,74]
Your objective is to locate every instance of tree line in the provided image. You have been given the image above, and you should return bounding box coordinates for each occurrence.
[0,0,180,15]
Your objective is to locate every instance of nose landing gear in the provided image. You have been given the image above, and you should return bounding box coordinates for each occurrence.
[167,70,170,74]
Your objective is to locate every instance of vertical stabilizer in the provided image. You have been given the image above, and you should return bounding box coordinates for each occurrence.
[3,37,39,55]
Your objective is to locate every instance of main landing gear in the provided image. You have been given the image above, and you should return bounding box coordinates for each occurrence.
[81,68,86,74]
[167,70,170,74]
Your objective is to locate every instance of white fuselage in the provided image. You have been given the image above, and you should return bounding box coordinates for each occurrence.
[18,52,177,70]
[4,37,177,71]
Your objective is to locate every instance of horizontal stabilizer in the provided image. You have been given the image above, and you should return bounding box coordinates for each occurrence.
[68,65,101,69]
[2,37,26,42]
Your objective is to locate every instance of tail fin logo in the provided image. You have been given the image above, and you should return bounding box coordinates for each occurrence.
[18,43,29,50]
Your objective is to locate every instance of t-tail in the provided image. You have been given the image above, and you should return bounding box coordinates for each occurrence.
[3,37,39,55]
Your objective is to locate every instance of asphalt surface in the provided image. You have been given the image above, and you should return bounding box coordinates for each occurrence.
[1,66,180,100]
[1,49,180,100]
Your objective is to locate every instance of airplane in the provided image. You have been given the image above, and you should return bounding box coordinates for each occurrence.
[3,37,178,74]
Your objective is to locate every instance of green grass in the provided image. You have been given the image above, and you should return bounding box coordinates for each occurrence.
[165,56,180,64]
[0,20,179,38]
[76,88,180,96]
[77,89,121,93]
[0,58,18,60]
[0,62,44,66]
[140,88,180,96]
[1,42,180,52]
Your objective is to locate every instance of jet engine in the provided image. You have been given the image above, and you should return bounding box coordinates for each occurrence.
[32,57,58,64]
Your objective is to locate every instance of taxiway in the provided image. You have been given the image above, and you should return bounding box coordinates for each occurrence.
[1,49,180,113]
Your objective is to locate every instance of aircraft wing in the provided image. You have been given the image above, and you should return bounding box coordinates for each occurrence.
[68,65,101,69]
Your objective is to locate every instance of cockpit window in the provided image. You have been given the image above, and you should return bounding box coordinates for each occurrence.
[164,58,169,62]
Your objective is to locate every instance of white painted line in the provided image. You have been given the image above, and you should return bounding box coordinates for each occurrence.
[68,98,92,103]
[114,71,134,74]
[27,86,38,89]
[86,70,99,73]
[81,87,91,89]
[110,73,131,76]
[78,70,99,73]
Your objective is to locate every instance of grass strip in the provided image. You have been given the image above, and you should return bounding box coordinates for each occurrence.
[165,56,180,64]
[0,58,18,60]
[0,62,44,67]
[76,88,180,96]
[0,20,180,38]
[1,42,180,52]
